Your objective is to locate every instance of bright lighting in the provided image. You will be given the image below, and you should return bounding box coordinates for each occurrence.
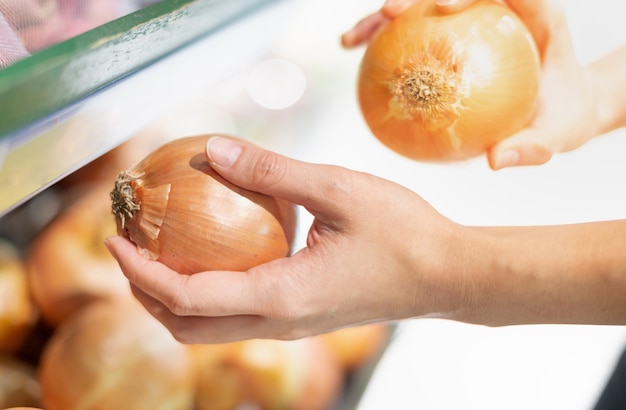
[246,58,306,110]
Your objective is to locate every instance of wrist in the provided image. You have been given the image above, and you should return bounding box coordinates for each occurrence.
[587,46,626,134]
[445,222,626,326]
[407,221,494,323]
[430,225,561,326]
[427,225,543,327]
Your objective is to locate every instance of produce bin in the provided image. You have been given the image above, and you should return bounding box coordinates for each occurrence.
[0,1,395,409]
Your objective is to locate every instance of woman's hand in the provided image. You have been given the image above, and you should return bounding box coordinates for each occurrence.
[105,136,626,342]
[105,136,469,344]
[340,0,479,48]
[343,0,625,169]
[340,0,414,48]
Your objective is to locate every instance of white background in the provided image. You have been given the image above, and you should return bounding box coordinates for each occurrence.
[169,0,626,408]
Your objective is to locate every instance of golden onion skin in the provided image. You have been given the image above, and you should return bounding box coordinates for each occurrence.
[27,184,131,327]
[0,241,38,353]
[111,135,297,275]
[39,299,195,410]
[358,0,541,161]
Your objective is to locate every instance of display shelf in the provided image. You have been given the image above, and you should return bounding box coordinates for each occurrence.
[0,0,285,217]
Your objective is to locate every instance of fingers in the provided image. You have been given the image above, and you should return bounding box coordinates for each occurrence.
[105,235,315,343]
[105,235,260,317]
[206,135,356,219]
[380,0,415,18]
[340,0,414,49]
[129,284,276,344]
[341,11,388,48]
[501,0,565,56]
[487,128,554,170]
[436,0,563,58]
[340,0,481,49]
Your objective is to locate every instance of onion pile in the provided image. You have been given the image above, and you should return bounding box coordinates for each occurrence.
[38,298,196,410]
[0,240,38,354]
[317,323,390,371]
[192,337,343,410]
[110,135,297,275]
[3,114,396,409]
[357,0,540,161]
[26,184,131,327]
[0,355,41,409]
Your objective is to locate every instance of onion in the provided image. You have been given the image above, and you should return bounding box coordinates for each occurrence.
[192,337,343,410]
[59,101,216,190]
[0,239,38,354]
[0,355,41,409]
[317,323,390,372]
[38,298,195,410]
[357,0,540,161]
[289,338,345,410]
[110,135,297,275]
[26,184,131,327]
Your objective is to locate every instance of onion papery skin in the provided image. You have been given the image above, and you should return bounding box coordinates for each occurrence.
[27,184,131,327]
[357,0,541,161]
[38,299,195,410]
[192,338,343,410]
[317,323,390,372]
[111,135,297,275]
[0,356,41,408]
[0,240,38,354]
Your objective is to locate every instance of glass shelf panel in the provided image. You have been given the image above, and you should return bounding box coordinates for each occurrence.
[0,0,284,217]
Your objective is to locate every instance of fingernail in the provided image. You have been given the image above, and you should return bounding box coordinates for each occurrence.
[206,136,242,168]
[493,150,519,170]
[340,31,355,47]
[104,237,118,261]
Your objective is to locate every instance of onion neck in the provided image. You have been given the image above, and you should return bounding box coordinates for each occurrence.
[110,170,142,230]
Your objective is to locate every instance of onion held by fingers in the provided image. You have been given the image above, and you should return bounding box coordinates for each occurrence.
[357,0,541,161]
[110,135,297,274]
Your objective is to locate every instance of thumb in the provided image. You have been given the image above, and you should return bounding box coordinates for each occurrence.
[488,128,554,170]
[205,135,348,217]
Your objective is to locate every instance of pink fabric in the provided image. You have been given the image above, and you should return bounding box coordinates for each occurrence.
[0,0,161,68]
[0,12,29,68]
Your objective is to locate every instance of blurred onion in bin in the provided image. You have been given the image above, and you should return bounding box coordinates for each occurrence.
[0,0,165,68]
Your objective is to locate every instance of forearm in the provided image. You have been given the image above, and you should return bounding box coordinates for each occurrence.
[589,45,626,134]
[452,220,626,326]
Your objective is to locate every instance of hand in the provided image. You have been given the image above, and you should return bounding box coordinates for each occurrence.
[105,136,468,343]
[340,0,414,48]
[342,0,611,169]
[340,0,475,48]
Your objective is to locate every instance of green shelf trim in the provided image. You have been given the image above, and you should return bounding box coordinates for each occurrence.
[0,0,275,139]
